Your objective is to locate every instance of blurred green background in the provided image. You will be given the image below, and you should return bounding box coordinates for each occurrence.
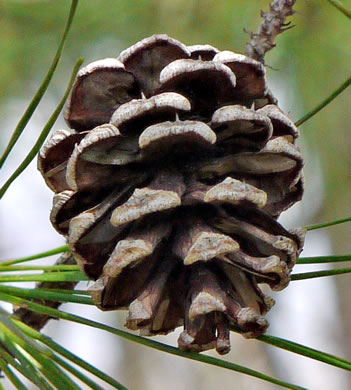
[1,1,351,389]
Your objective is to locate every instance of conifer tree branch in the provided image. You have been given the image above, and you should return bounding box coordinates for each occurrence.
[246,0,297,63]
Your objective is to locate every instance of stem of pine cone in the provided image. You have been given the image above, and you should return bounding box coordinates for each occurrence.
[246,0,297,63]
[13,251,78,331]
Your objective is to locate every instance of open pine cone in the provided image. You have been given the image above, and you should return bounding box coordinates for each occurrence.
[39,35,304,354]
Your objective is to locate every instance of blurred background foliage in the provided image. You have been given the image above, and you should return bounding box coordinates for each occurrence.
[1,0,351,389]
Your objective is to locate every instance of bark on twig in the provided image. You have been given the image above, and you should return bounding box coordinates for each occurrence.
[13,251,78,331]
[246,0,297,64]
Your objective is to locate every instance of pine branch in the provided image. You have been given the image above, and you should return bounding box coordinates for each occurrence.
[246,0,297,63]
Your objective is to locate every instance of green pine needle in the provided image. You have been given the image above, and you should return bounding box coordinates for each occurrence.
[0,245,69,266]
[0,57,84,199]
[0,359,27,390]
[15,320,128,390]
[0,325,54,389]
[0,343,52,389]
[38,351,107,390]
[0,265,80,272]
[257,334,351,371]
[291,268,351,281]
[0,308,127,389]
[305,215,351,231]
[295,74,351,127]
[230,324,351,372]
[1,293,306,390]
[0,0,79,169]
[0,271,88,283]
[0,285,92,305]
[328,0,351,19]
[298,254,351,264]
[0,313,71,389]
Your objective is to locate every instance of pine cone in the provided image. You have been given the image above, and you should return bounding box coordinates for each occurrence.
[39,35,304,354]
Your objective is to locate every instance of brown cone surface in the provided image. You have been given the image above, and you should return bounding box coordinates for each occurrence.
[39,34,305,354]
